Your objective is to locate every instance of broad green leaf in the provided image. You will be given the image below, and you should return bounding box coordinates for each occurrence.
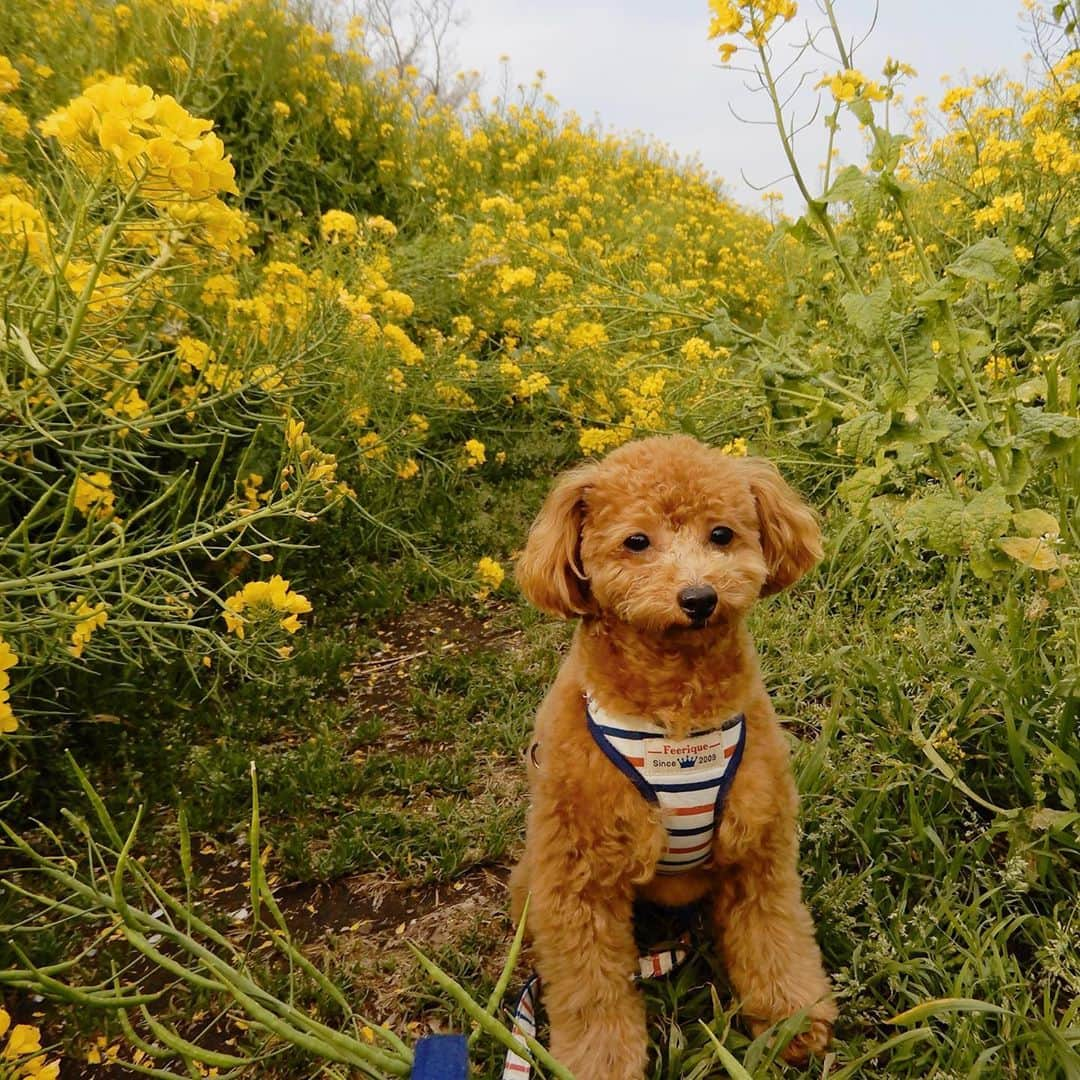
[822,164,870,205]
[945,237,1019,285]
[1029,807,1080,833]
[701,311,736,346]
[784,216,829,250]
[883,352,938,410]
[872,132,912,174]
[1015,406,1080,455]
[970,543,1009,581]
[998,536,1059,570]
[1012,508,1060,537]
[958,326,993,360]
[886,406,964,449]
[840,279,892,339]
[847,97,874,126]
[901,490,1012,556]
[913,277,962,305]
[999,449,1032,496]
[837,409,892,460]
[838,462,894,514]
[1016,375,1046,402]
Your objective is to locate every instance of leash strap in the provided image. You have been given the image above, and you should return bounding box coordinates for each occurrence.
[502,974,540,1078]
[502,935,690,1078]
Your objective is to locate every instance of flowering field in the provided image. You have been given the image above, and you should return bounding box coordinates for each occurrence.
[0,0,1077,1076]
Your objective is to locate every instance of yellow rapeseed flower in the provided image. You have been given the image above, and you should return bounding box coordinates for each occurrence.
[223,575,312,639]
[475,556,505,590]
[40,77,237,200]
[69,597,109,659]
[817,68,887,104]
[0,56,21,94]
[0,636,18,734]
[0,192,49,263]
[463,438,486,468]
[383,323,423,365]
[365,215,398,240]
[320,209,359,243]
[73,472,116,519]
[0,102,29,140]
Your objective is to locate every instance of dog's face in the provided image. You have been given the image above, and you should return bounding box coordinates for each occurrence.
[516,435,822,633]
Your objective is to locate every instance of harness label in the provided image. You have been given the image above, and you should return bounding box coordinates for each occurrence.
[642,735,726,777]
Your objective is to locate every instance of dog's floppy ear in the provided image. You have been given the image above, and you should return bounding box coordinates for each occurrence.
[516,462,598,618]
[740,458,823,595]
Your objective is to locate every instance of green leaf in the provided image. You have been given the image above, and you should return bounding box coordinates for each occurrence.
[919,407,965,445]
[837,409,892,459]
[840,279,892,339]
[838,462,894,514]
[847,97,874,126]
[970,543,1009,580]
[913,278,962,305]
[958,327,993,361]
[901,490,1012,557]
[1015,406,1080,455]
[889,998,1012,1026]
[784,216,829,250]
[945,237,1019,285]
[822,165,870,205]
[697,1024,754,1080]
[872,132,912,174]
[999,449,1032,496]
[883,353,938,411]
[701,311,737,346]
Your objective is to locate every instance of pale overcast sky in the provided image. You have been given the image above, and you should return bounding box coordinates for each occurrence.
[452,0,1032,211]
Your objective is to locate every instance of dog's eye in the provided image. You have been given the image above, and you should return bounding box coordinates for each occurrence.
[623,533,650,552]
[710,526,734,547]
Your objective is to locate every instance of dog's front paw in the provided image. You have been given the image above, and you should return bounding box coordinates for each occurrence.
[749,1001,836,1066]
[778,1016,833,1065]
[550,1011,647,1080]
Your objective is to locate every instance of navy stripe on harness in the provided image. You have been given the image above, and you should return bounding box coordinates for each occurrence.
[585,707,658,803]
[666,823,715,837]
[711,717,746,823]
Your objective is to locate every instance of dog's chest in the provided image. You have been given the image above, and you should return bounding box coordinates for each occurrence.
[584,694,746,874]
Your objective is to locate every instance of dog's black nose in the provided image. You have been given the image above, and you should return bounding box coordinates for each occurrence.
[678,585,717,621]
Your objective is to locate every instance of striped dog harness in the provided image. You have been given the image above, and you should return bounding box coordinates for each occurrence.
[585,694,746,874]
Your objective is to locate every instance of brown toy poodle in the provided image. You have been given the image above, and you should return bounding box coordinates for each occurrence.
[509,435,835,1079]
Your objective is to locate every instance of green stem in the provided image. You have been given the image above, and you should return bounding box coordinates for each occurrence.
[0,497,303,594]
[44,176,145,379]
[754,38,861,293]
[30,173,110,339]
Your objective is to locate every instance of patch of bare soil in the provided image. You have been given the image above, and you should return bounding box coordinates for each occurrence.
[341,596,520,742]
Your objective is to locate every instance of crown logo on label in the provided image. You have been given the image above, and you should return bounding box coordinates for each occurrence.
[678,756,697,769]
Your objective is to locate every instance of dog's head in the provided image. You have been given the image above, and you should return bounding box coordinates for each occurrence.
[516,435,822,633]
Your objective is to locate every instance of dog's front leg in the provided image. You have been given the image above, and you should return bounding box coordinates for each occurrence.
[713,829,835,1064]
[530,855,645,1080]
